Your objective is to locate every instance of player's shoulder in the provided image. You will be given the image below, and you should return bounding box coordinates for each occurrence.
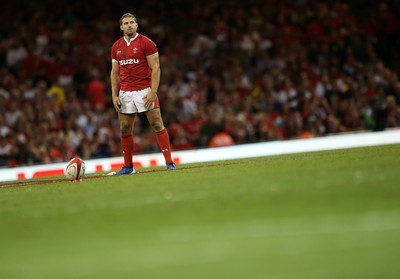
[138,33,156,44]
[112,37,125,48]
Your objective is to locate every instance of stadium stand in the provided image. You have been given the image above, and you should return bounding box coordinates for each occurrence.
[0,0,399,167]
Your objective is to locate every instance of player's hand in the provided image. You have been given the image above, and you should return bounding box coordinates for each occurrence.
[113,96,121,112]
[144,92,157,110]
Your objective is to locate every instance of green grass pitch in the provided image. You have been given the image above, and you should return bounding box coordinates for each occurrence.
[1,144,400,279]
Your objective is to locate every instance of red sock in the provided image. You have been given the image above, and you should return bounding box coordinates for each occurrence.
[156,129,172,163]
[121,134,134,167]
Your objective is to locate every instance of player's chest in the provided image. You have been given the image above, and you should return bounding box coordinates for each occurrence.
[116,43,144,60]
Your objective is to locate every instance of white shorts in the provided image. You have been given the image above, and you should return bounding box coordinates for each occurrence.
[119,87,155,114]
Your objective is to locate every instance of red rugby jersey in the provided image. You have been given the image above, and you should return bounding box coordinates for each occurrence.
[111,33,158,91]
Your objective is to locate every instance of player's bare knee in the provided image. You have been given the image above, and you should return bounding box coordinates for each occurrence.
[151,121,164,132]
[120,120,131,134]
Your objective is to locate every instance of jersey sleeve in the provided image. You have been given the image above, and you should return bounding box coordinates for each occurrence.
[111,43,117,60]
[144,38,158,57]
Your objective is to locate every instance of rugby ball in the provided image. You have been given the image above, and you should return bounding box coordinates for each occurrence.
[65,157,86,181]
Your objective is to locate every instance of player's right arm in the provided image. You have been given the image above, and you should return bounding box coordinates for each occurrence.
[111,60,121,112]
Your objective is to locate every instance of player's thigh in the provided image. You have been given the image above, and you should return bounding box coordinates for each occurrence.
[119,90,139,114]
[145,108,164,131]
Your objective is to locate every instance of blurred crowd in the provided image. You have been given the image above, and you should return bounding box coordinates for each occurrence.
[1,0,400,167]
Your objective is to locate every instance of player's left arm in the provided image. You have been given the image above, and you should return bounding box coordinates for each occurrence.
[145,52,160,109]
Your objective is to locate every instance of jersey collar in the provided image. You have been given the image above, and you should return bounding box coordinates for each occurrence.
[124,33,139,46]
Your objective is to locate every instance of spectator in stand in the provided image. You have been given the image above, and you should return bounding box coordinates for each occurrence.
[85,69,107,111]
[209,130,235,148]
[198,108,223,147]
[171,128,194,151]
[0,135,16,167]
[6,37,28,75]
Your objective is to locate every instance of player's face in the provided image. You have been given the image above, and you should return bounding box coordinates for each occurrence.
[121,17,138,36]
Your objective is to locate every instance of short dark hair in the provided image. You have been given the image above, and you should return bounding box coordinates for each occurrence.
[120,13,137,25]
